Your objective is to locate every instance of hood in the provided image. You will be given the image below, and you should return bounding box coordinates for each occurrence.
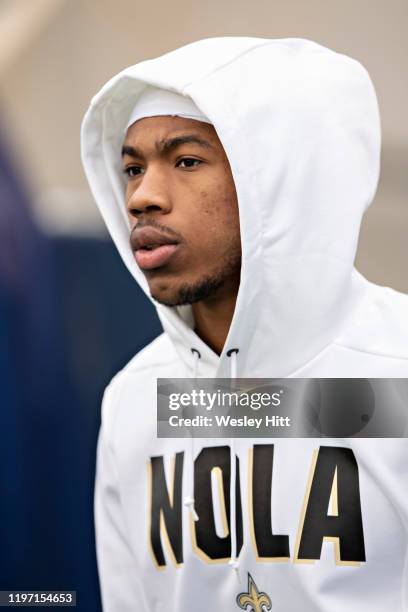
[81,36,381,378]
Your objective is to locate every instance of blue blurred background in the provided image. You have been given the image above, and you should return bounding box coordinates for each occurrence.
[0,124,162,609]
[0,1,406,610]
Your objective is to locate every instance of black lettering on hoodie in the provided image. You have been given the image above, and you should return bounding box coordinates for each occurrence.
[149,452,184,567]
[194,446,243,561]
[251,445,290,559]
[296,446,365,563]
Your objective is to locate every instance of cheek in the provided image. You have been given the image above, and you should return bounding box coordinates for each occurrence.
[172,169,240,254]
[206,183,240,232]
[194,185,240,249]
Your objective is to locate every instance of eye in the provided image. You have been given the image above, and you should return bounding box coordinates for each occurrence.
[123,165,144,178]
[176,158,202,169]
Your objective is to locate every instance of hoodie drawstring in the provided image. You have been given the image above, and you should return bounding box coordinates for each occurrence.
[184,495,199,521]
[184,348,201,522]
[227,348,240,581]
[191,347,201,380]
[186,347,241,580]
[227,347,239,379]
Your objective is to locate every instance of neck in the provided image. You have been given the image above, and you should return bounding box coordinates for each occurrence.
[192,277,239,355]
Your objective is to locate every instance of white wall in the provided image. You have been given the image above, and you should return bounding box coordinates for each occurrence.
[1,0,407,288]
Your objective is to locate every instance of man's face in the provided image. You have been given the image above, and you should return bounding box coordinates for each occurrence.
[122,116,241,306]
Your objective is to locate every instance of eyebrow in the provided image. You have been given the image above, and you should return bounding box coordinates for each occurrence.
[121,134,214,159]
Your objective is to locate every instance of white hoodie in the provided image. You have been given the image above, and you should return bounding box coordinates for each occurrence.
[81,37,408,611]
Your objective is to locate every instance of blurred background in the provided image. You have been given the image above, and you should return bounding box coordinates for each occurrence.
[0,0,406,610]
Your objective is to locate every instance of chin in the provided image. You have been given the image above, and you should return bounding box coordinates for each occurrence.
[149,274,226,307]
[147,277,182,306]
[150,290,181,307]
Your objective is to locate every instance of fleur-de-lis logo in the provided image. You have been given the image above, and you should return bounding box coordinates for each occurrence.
[236,573,272,612]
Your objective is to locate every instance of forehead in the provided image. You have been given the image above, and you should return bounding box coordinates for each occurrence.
[123,115,219,146]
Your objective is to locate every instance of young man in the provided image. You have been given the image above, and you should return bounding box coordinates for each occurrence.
[81,37,408,611]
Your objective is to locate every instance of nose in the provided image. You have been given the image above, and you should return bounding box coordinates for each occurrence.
[126,165,172,219]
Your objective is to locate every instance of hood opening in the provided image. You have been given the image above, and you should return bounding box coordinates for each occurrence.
[81,36,381,377]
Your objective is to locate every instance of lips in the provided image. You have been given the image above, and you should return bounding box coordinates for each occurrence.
[131,226,180,270]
